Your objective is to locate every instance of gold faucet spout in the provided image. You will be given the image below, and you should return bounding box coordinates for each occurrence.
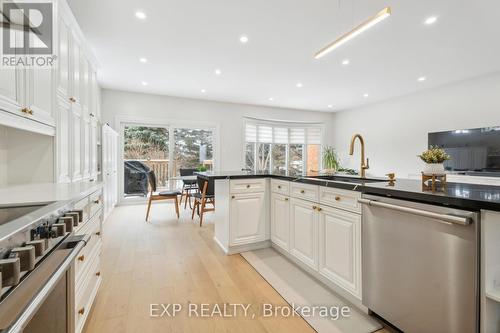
[349,134,370,178]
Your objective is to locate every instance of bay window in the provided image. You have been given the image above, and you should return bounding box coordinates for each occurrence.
[244,121,323,174]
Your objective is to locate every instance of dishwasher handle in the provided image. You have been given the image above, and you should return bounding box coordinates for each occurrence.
[358,198,473,226]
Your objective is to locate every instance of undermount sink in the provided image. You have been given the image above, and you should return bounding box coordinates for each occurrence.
[306,175,387,184]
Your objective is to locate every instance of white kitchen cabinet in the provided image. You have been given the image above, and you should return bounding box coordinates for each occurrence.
[102,125,118,219]
[57,16,71,98]
[289,198,318,270]
[56,96,71,183]
[81,115,91,180]
[89,117,98,179]
[271,193,290,252]
[0,27,24,114]
[230,192,267,246]
[318,205,362,298]
[25,66,55,126]
[70,33,82,106]
[71,103,82,182]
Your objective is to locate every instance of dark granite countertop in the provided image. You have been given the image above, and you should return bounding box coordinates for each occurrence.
[196,171,500,211]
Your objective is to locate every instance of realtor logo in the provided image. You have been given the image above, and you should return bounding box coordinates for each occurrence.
[1,1,55,67]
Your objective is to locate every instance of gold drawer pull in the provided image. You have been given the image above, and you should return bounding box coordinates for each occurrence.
[231,195,235,199]
[335,196,341,201]
[69,97,76,103]
[277,185,282,189]
[96,271,101,277]
[78,307,85,315]
[312,205,317,210]
[77,255,85,262]
[300,190,305,194]
[21,107,29,113]
[317,207,323,212]
[284,198,289,201]
[246,184,250,188]
[95,231,101,236]
[93,199,100,204]
[27,108,33,115]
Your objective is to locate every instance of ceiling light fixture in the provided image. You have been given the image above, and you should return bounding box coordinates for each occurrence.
[296,82,303,88]
[239,35,249,43]
[363,93,369,98]
[141,81,148,86]
[418,76,427,82]
[268,97,274,101]
[424,16,438,25]
[135,11,147,19]
[139,57,147,63]
[314,7,392,59]
[342,59,350,65]
[328,104,333,108]
[201,89,206,93]
[214,69,222,75]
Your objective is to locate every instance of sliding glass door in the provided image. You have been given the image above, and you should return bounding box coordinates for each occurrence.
[122,123,216,200]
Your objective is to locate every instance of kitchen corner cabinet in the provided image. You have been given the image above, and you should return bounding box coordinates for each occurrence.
[271,193,290,251]
[289,198,319,270]
[230,191,267,246]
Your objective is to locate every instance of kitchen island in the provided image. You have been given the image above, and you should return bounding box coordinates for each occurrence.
[198,171,500,332]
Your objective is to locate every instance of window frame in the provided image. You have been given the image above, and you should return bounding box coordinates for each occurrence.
[242,119,325,174]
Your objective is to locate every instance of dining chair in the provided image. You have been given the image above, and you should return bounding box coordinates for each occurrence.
[191,177,215,226]
[145,170,181,221]
[178,168,198,209]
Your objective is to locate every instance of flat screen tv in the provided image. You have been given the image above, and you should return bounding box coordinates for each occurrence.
[428,126,500,176]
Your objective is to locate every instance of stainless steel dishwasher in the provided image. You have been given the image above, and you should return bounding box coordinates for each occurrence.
[359,194,479,333]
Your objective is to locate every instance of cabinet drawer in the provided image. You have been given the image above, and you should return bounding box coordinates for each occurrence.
[319,187,361,213]
[89,190,103,218]
[75,217,101,283]
[290,183,319,202]
[271,179,289,195]
[75,254,101,333]
[230,179,266,194]
[74,196,89,223]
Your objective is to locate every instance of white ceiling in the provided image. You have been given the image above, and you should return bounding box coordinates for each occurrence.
[68,0,500,112]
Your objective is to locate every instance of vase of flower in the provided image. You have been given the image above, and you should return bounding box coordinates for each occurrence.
[418,146,450,175]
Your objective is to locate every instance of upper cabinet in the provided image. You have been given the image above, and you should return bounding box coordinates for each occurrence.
[57,15,71,99]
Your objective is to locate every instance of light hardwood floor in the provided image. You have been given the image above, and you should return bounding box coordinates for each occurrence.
[84,202,389,333]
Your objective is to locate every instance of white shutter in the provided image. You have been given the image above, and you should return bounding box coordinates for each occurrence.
[273,127,288,144]
[258,125,273,143]
[245,123,257,142]
[289,128,305,144]
[306,127,322,144]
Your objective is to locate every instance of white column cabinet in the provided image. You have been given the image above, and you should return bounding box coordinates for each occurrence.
[289,198,319,271]
[270,193,290,252]
[318,205,362,298]
[230,192,267,246]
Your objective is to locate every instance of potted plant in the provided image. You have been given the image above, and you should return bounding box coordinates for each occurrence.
[322,146,340,174]
[418,146,450,175]
[197,165,208,172]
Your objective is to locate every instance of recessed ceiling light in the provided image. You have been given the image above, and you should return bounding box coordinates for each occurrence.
[363,93,369,98]
[296,82,303,88]
[214,69,222,75]
[135,11,147,19]
[201,89,206,93]
[424,16,438,25]
[418,76,427,82]
[239,35,249,43]
[139,57,147,63]
[268,97,274,101]
[328,104,333,108]
[342,59,350,65]
[141,81,148,86]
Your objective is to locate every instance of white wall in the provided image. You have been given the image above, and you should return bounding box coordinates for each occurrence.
[332,72,500,178]
[101,89,333,171]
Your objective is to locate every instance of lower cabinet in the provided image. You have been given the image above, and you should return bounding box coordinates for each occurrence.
[318,205,362,298]
[229,192,266,246]
[289,198,318,271]
[271,193,290,252]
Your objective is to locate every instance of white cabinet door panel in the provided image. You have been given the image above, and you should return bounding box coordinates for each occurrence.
[82,116,90,179]
[230,192,266,246]
[289,198,318,270]
[56,97,71,182]
[0,27,24,113]
[71,104,82,181]
[57,17,70,98]
[271,193,289,252]
[318,206,361,299]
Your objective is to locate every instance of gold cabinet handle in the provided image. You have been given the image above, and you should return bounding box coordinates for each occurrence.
[21,107,29,113]
[246,184,250,188]
[300,190,305,194]
[69,97,76,103]
[77,255,85,262]
[277,185,282,189]
[335,196,341,201]
[93,199,100,204]
[78,307,85,315]
[96,271,101,277]
[27,108,33,115]
[317,207,323,212]
[95,231,101,236]
[312,205,317,210]
[231,195,235,199]
[284,197,289,201]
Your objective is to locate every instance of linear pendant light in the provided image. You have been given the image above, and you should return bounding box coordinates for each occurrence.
[314,7,391,59]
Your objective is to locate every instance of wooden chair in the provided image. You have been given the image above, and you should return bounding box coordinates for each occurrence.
[178,168,198,209]
[145,170,181,221]
[191,177,215,226]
